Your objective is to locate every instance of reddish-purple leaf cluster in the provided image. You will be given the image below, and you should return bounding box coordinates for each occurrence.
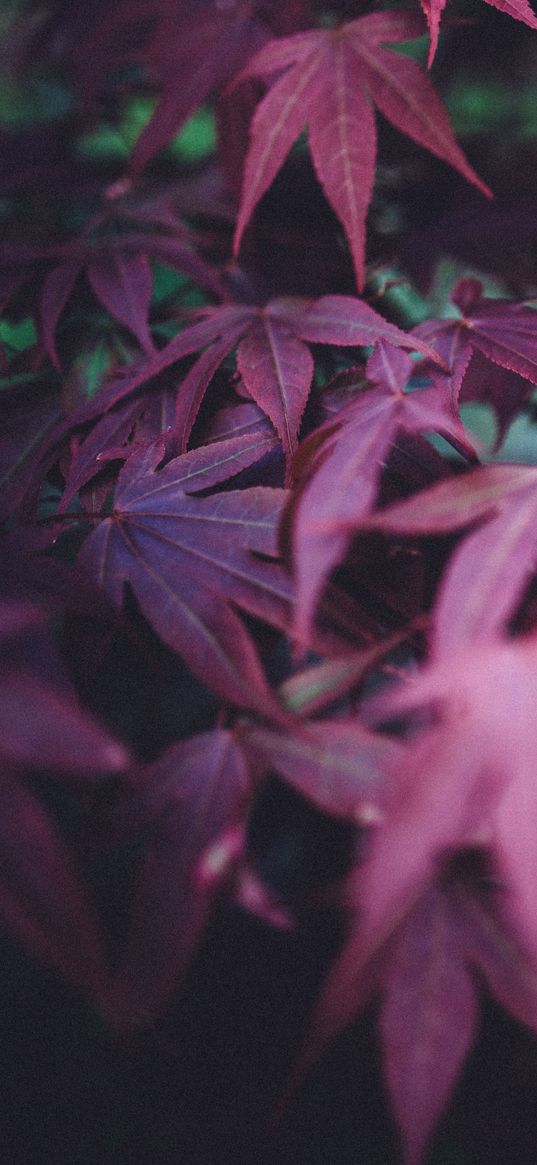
[3,2,537,1162]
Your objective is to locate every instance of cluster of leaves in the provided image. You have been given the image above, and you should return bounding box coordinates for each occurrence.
[3,0,537,1161]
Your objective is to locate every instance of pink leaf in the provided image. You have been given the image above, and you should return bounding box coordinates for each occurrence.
[455,882,537,1036]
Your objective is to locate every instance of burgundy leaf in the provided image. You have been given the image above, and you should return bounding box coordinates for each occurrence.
[130,3,268,176]
[415,280,537,411]
[295,295,442,362]
[234,15,490,289]
[0,772,111,1005]
[125,230,225,299]
[381,884,477,1165]
[237,309,314,464]
[59,398,142,511]
[203,400,274,445]
[289,347,474,642]
[83,296,435,459]
[174,328,249,453]
[421,0,537,66]
[110,729,248,1026]
[364,463,537,653]
[77,305,253,421]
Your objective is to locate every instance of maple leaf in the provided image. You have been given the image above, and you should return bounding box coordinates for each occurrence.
[293,852,537,1165]
[0,174,225,370]
[295,634,537,1157]
[0,598,128,776]
[78,294,441,464]
[107,728,249,1027]
[20,0,268,172]
[232,13,490,290]
[130,1,269,176]
[243,718,402,822]
[363,463,537,655]
[202,399,274,445]
[380,881,478,1165]
[0,378,62,522]
[459,349,534,446]
[288,342,475,643]
[420,0,537,68]
[58,398,150,514]
[38,226,223,369]
[414,278,537,414]
[0,771,112,1008]
[77,432,292,714]
[0,599,128,1004]
[380,864,537,1165]
[357,634,537,973]
[58,383,181,513]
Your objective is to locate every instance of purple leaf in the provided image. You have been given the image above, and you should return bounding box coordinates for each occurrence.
[174,328,248,453]
[76,296,432,459]
[59,398,142,511]
[202,400,274,445]
[237,309,314,463]
[0,673,128,775]
[87,251,154,354]
[78,434,292,712]
[0,383,62,522]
